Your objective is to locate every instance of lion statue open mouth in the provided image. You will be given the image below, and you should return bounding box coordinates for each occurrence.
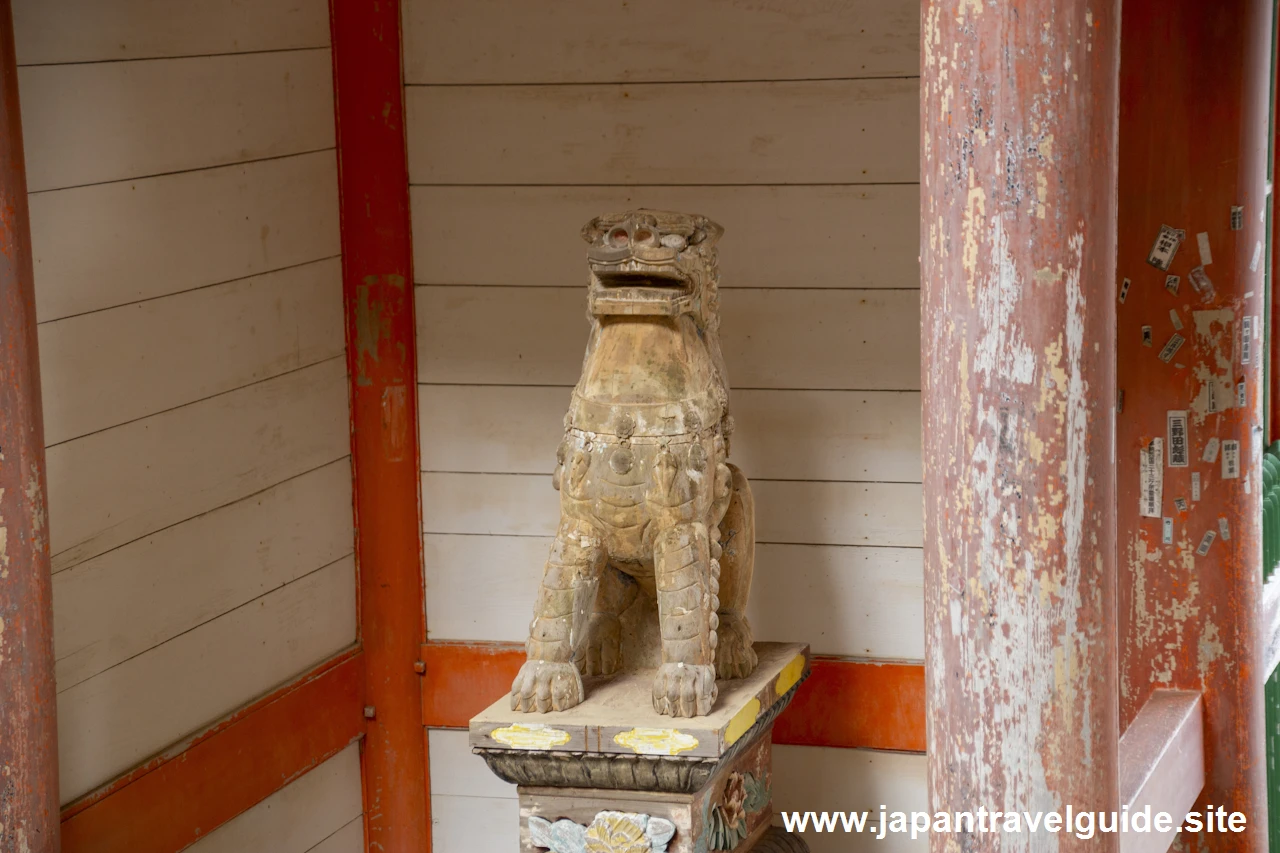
[510,210,758,719]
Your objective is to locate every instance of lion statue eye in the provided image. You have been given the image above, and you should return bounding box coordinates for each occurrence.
[608,228,629,247]
[632,228,656,245]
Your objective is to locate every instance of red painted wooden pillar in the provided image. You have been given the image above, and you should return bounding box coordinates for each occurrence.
[0,2,60,851]
[329,1,431,850]
[921,3,1121,849]
[1116,2,1272,849]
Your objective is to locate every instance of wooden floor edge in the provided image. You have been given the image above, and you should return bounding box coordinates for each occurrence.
[420,642,925,753]
[60,648,366,853]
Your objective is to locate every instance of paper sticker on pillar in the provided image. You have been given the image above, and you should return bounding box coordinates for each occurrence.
[1197,529,1217,556]
[1218,517,1231,542]
[1148,225,1187,270]
[1157,334,1184,363]
[1188,266,1215,303]
[614,728,699,756]
[1252,241,1264,272]
[1142,326,1153,347]
[1165,275,1180,297]
[1140,438,1163,518]
[1170,308,1183,329]
[1119,277,1132,303]
[1222,440,1240,479]
[1242,316,1253,364]
[1174,497,1188,512]
[1238,381,1247,408]
[491,724,574,750]
[1162,518,1173,545]
[1192,472,1202,502]
[1167,411,1189,467]
[1196,232,1213,266]
[1203,437,1220,464]
[1232,206,1245,230]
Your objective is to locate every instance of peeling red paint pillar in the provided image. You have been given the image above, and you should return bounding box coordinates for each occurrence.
[1116,2,1271,850]
[329,0,431,849]
[0,1,60,851]
[921,3,1121,849]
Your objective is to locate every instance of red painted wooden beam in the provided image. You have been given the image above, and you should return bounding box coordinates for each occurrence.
[921,2,1123,848]
[328,1,431,850]
[420,642,926,753]
[60,650,365,853]
[0,2,60,851]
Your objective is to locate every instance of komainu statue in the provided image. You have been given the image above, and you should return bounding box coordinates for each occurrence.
[510,210,758,719]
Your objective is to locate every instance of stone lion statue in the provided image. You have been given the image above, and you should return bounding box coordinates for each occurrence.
[510,209,758,719]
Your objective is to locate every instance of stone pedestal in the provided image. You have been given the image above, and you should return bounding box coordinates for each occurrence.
[470,643,811,853]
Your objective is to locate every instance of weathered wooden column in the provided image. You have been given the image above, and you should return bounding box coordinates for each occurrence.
[921,3,1121,850]
[0,1,60,851]
[1116,2,1272,850]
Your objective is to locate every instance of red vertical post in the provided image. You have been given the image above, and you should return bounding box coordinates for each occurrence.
[0,2,60,851]
[1116,2,1272,848]
[920,2,1122,849]
[328,1,430,850]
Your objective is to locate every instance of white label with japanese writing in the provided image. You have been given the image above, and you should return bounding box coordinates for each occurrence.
[1204,436,1220,463]
[1174,497,1188,512]
[1140,439,1163,518]
[1238,381,1247,408]
[1222,439,1240,479]
[1163,518,1173,545]
[1142,326,1153,347]
[1232,206,1245,230]
[1170,309,1183,330]
[1243,316,1253,364]
[1197,529,1217,556]
[1166,275,1180,296]
[1119,277,1131,303]
[1167,411,1189,467]
[1149,225,1186,270]
[1189,266,1214,301]
[1218,517,1231,541]
[1192,472,1202,502]
[1158,334,1185,363]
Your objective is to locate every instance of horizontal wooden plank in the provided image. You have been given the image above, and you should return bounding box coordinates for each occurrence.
[421,472,921,547]
[773,745,928,852]
[47,358,350,572]
[425,727,926,851]
[58,557,357,802]
[406,79,919,185]
[54,460,353,691]
[60,651,364,853]
[14,0,331,65]
[21,49,335,192]
[30,151,340,321]
[416,286,921,390]
[411,185,919,289]
[185,745,362,853]
[422,646,924,752]
[419,385,921,482]
[403,0,919,85]
[429,795,519,853]
[307,818,364,853]
[423,534,922,659]
[40,257,344,445]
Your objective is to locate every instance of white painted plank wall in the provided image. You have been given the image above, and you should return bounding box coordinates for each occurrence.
[14,2,360,835]
[407,0,925,849]
[185,745,364,853]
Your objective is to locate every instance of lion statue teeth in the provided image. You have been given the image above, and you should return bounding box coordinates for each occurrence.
[510,209,758,719]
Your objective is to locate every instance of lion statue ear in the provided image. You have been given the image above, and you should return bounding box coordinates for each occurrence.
[689,217,724,249]
[581,217,608,244]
